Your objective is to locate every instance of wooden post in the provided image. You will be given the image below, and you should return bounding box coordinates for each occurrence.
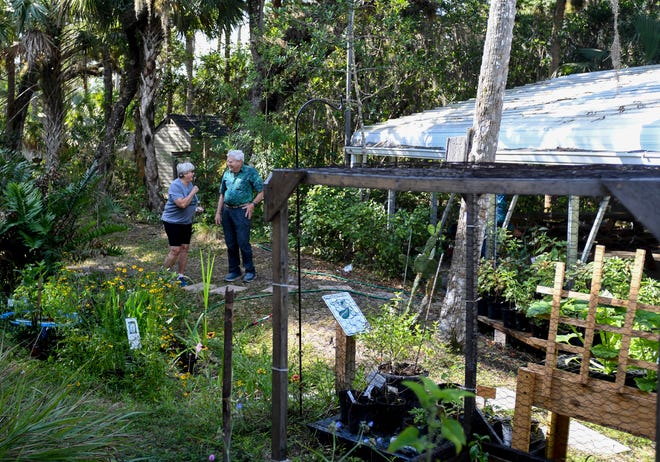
[222,289,234,462]
[271,203,289,462]
[579,246,604,383]
[463,193,478,435]
[543,261,565,396]
[547,412,570,461]
[512,367,535,451]
[615,248,645,391]
[335,323,356,392]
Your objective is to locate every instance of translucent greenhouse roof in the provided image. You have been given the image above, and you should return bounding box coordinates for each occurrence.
[346,65,660,165]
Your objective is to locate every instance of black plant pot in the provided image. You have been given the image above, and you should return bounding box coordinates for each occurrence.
[502,303,517,329]
[338,390,378,434]
[477,298,489,316]
[378,363,429,410]
[530,319,549,339]
[515,310,531,332]
[487,298,504,320]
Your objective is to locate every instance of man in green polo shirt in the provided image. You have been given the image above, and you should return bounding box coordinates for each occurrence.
[214,149,264,283]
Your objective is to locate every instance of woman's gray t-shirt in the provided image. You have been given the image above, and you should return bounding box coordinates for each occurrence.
[161,179,198,224]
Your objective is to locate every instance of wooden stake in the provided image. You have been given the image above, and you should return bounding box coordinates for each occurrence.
[222,289,234,462]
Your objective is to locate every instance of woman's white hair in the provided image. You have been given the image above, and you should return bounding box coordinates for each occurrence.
[227,149,245,162]
[177,162,195,178]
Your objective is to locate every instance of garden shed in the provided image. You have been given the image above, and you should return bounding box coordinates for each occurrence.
[154,114,227,192]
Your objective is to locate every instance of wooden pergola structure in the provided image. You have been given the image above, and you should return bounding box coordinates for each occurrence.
[262,162,660,461]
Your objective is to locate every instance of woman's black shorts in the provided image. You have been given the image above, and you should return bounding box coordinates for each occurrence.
[163,221,193,247]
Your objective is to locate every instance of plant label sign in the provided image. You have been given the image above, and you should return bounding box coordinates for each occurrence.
[125,317,142,350]
[322,292,369,336]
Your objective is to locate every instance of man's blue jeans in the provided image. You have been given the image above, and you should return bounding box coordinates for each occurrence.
[221,207,255,274]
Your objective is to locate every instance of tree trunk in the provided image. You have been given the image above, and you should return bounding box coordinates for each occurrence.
[164,22,174,116]
[550,0,567,76]
[95,9,145,193]
[5,47,15,135]
[41,49,65,176]
[185,31,194,114]
[247,0,265,116]
[4,53,38,153]
[101,47,114,126]
[224,26,231,84]
[439,0,517,349]
[139,18,165,213]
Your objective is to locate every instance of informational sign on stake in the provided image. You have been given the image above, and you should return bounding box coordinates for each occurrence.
[125,317,142,350]
[322,292,369,336]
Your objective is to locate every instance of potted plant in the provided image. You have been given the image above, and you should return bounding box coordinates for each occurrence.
[338,295,435,434]
[478,258,517,321]
[359,295,433,378]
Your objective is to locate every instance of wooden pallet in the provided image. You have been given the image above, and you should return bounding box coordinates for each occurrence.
[511,245,659,460]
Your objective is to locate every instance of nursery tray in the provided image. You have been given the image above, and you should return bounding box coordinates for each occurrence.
[308,415,461,462]
[309,409,549,462]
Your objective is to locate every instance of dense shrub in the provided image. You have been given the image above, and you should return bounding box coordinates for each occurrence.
[298,186,431,277]
[0,150,126,296]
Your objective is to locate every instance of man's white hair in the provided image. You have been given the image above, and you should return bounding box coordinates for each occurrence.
[227,150,245,162]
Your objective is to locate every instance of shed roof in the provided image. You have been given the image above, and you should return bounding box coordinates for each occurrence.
[347,65,660,165]
[156,114,228,138]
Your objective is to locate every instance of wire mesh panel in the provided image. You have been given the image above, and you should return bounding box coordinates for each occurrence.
[512,245,659,459]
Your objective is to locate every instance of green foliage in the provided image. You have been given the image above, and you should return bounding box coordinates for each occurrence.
[8,265,182,400]
[387,377,474,460]
[358,295,434,372]
[0,150,127,296]
[479,227,566,312]
[0,344,138,460]
[299,185,430,277]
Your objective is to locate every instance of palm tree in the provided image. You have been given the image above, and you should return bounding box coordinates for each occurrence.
[134,0,246,212]
[92,2,147,193]
[1,0,45,153]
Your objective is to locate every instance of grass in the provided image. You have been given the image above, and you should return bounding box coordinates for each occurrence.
[0,220,656,461]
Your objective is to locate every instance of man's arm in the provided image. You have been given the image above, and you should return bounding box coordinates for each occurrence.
[215,193,224,225]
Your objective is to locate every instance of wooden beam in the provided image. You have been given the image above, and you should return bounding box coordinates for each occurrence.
[523,363,656,439]
[604,179,660,242]
[267,163,660,198]
[303,169,608,196]
[263,171,306,222]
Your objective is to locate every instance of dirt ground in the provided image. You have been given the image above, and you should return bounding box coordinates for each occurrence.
[89,220,539,379]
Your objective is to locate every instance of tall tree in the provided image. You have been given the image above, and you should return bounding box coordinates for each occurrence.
[246,0,265,117]
[439,0,517,349]
[2,0,46,153]
[134,0,167,212]
[94,4,146,194]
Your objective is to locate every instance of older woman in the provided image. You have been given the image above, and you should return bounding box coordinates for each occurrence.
[162,162,202,287]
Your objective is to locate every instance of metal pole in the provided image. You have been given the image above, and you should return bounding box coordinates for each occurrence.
[344,0,354,166]
[293,98,343,416]
[580,196,610,263]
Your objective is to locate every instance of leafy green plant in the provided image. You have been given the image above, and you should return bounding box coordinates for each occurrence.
[388,376,474,461]
[0,342,139,460]
[0,150,126,296]
[299,185,430,277]
[358,295,434,375]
